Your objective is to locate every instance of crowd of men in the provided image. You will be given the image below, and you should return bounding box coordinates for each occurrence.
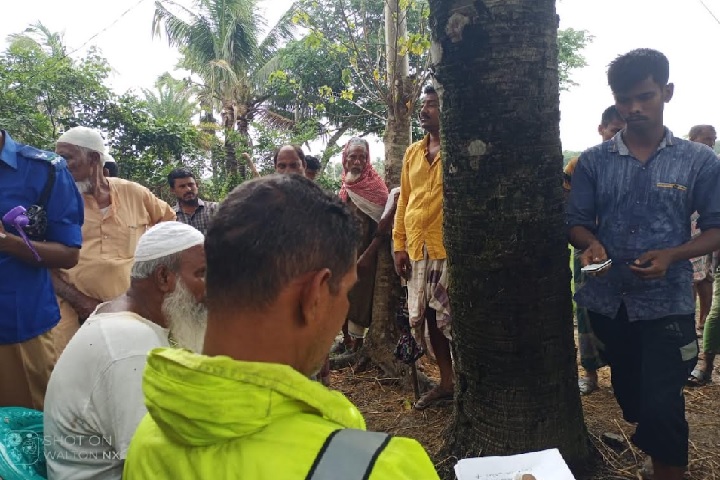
[1,47,719,480]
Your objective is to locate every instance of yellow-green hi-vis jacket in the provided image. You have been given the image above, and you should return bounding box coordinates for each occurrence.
[122,348,440,480]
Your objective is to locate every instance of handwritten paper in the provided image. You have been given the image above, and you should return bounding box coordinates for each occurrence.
[454,448,576,480]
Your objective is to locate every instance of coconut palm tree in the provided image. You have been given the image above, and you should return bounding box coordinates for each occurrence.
[152,0,297,178]
[426,0,589,472]
[142,73,198,123]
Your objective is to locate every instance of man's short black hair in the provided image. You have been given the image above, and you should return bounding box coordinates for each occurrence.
[607,48,670,93]
[422,84,437,96]
[168,168,196,188]
[104,161,118,177]
[272,145,306,167]
[305,155,321,172]
[600,105,623,127]
[205,174,360,310]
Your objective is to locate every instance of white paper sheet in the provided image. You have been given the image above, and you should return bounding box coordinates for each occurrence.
[454,448,576,480]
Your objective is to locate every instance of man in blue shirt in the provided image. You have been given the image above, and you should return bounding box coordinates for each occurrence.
[0,130,83,410]
[567,49,720,480]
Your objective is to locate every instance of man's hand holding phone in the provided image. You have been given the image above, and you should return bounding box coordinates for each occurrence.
[580,241,611,276]
[629,249,674,279]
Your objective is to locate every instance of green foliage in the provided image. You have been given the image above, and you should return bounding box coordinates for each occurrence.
[562,150,582,167]
[142,73,198,123]
[558,28,593,91]
[271,0,431,137]
[251,119,320,174]
[153,0,298,180]
[0,23,112,149]
[1,23,208,198]
[316,161,343,193]
[267,5,592,142]
[316,173,342,193]
[93,94,208,193]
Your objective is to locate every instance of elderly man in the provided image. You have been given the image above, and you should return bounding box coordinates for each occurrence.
[168,167,218,235]
[0,130,83,410]
[44,221,207,480]
[274,144,306,176]
[51,127,175,355]
[333,137,388,352]
[123,175,439,479]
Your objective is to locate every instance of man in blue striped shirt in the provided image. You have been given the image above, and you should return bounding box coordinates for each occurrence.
[567,49,720,480]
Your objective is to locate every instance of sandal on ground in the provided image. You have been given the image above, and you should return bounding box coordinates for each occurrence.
[686,368,713,387]
[578,377,599,395]
[414,386,453,410]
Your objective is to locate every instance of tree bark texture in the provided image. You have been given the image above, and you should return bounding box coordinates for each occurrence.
[427,0,589,471]
[222,102,239,178]
[367,0,410,358]
[364,0,420,390]
[383,0,412,188]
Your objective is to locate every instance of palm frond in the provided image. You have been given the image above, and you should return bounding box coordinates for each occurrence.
[255,107,295,130]
[258,0,302,61]
[250,53,282,93]
[152,1,193,44]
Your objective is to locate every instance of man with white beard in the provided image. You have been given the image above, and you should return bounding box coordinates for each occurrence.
[333,137,388,353]
[43,221,207,480]
[51,127,175,357]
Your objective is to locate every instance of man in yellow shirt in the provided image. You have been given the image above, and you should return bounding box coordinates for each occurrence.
[393,85,453,409]
[51,127,176,355]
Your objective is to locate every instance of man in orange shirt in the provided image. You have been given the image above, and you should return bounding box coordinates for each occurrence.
[51,127,176,355]
[393,85,452,409]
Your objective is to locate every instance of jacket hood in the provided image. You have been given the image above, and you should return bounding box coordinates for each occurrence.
[142,348,366,446]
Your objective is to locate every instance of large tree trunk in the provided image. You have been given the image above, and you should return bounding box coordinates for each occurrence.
[427,0,589,474]
[381,0,412,186]
[362,0,422,390]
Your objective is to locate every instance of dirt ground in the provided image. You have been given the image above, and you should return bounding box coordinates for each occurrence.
[331,345,720,479]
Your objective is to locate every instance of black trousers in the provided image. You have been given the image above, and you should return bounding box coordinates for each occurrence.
[588,304,697,467]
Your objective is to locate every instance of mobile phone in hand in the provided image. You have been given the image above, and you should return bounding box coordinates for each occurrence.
[581,259,612,273]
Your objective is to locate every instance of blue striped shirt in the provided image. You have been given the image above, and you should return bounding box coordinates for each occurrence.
[567,129,720,321]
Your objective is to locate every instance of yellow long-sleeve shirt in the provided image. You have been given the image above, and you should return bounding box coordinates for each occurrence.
[393,135,446,261]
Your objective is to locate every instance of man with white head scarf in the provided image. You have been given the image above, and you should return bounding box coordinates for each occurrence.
[44,221,208,480]
[51,127,175,355]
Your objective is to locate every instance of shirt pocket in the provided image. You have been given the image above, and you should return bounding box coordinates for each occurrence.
[118,215,149,259]
[648,181,689,231]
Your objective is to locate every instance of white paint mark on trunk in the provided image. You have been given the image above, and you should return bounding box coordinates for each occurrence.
[446,12,471,43]
[430,41,443,65]
[468,139,487,156]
